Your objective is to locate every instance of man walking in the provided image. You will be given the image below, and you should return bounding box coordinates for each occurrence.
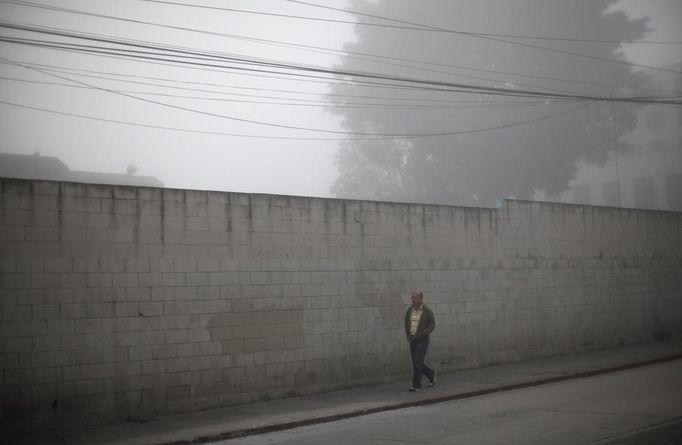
[404,290,436,391]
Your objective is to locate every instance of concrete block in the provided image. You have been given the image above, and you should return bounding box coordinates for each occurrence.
[177,343,201,358]
[138,200,162,217]
[3,368,34,386]
[166,358,192,373]
[137,302,162,317]
[140,359,165,376]
[73,348,102,366]
[166,385,190,402]
[128,375,155,391]
[138,330,163,346]
[75,319,103,334]
[182,230,205,244]
[174,314,202,329]
[85,273,112,288]
[2,273,31,289]
[151,345,177,360]
[124,259,150,273]
[20,351,68,369]
[200,369,224,385]
[10,320,47,338]
[0,352,20,371]
[1,209,33,226]
[206,230,230,246]
[91,363,117,380]
[185,273,208,287]
[84,303,113,319]
[189,328,210,343]
[162,273,186,287]
[114,303,139,318]
[265,363,287,378]
[111,273,138,288]
[147,258,172,273]
[109,362,139,380]
[137,273,162,288]
[30,273,61,289]
[0,337,31,356]
[165,329,189,344]
[251,272,270,285]
[4,304,32,321]
[219,339,243,354]
[232,352,254,367]
[128,346,153,362]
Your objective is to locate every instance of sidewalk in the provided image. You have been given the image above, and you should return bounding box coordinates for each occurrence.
[10,340,682,445]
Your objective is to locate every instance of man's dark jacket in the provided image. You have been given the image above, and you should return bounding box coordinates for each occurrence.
[404,304,435,341]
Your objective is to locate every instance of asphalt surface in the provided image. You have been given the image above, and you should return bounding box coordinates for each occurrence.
[4,340,681,445]
[597,418,682,445]
[220,357,682,444]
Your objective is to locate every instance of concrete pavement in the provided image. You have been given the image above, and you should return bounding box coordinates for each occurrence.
[6,340,682,445]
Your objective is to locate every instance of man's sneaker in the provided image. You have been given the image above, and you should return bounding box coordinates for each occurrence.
[408,386,419,392]
[429,370,437,387]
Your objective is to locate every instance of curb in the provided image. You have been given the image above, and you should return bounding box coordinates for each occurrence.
[159,353,682,445]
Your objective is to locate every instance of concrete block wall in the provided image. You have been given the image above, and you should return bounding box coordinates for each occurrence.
[1,178,681,430]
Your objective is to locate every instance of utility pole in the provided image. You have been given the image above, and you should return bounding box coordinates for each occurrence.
[610,95,622,207]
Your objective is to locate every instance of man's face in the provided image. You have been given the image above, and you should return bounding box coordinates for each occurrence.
[411,291,423,308]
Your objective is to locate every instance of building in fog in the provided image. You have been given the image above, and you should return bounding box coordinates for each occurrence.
[536,63,682,212]
[0,153,164,188]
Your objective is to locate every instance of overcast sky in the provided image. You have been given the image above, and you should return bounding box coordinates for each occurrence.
[0,0,680,199]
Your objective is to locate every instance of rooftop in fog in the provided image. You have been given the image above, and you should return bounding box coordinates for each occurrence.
[0,153,164,188]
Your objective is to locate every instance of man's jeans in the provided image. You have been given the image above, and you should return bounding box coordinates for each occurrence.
[410,336,435,388]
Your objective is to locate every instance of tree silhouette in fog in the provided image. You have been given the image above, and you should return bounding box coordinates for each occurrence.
[329,0,650,206]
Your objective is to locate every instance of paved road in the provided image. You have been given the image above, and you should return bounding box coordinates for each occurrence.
[218,360,682,445]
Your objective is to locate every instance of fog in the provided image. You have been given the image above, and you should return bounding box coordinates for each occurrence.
[1,0,680,210]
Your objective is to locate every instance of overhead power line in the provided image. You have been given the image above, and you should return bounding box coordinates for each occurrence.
[4,60,557,106]
[135,0,682,76]
[0,98,596,141]
[142,0,682,45]
[3,74,575,110]
[1,21,679,105]
[4,55,609,138]
[286,0,682,76]
[3,0,679,96]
